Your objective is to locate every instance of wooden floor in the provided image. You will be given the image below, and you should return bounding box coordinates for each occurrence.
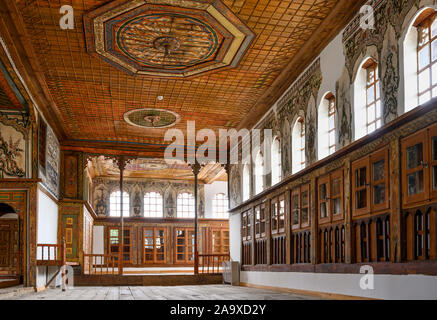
[0,285,320,300]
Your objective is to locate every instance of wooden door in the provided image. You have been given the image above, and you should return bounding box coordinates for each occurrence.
[352,157,371,217]
[0,229,9,267]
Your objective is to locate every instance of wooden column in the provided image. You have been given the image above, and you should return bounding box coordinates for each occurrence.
[191,162,201,275]
[344,159,353,264]
[310,177,318,264]
[115,156,129,275]
[266,196,272,265]
[285,188,292,265]
[389,138,402,262]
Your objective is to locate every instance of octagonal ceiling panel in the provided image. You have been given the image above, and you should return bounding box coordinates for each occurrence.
[84,0,255,78]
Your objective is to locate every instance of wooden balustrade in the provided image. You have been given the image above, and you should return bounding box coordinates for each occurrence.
[319,224,345,264]
[272,235,286,264]
[255,239,267,265]
[198,254,230,274]
[242,242,252,265]
[37,242,66,266]
[83,254,119,275]
[292,230,311,264]
[353,213,390,263]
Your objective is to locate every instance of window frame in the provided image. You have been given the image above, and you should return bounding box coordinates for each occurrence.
[109,191,130,217]
[416,13,437,105]
[364,60,382,134]
[212,193,229,219]
[175,227,195,264]
[176,192,195,218]
[143,191,164,218]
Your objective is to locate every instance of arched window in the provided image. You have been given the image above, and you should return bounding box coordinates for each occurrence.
[143,192,163,218]
[109,191,129,217]
[242,164,250,201]
[354,58,381,140]
[271,137,282,185]
[292,117,305,174]
[318,93,336,159]
[177,192,195,218]
[403,9,437,112]
[254,152,264,194]
[212,193,228,219]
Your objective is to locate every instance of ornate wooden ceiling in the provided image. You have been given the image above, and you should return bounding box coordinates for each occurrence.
[87,156,226,183]
[2,0,366,154]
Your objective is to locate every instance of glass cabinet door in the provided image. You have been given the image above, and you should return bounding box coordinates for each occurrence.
[291,189,300,230]
[301,184,310,228]
[370,148,389,212]
[402,129,429,205]
[429,124,437,200]
[352,157,370,217]
[318,175,330,224]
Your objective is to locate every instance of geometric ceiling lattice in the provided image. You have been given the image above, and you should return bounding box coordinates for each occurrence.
[124,108,181,128]
[84,0,255,78]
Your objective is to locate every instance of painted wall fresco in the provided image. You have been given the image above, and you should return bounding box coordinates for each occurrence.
[229,0,435,207]
[38,119,59,196]
[0,119,26,178]
[92,177,205,218]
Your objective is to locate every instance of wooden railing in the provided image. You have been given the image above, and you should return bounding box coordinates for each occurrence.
[37,241,66,266]
[83,254,119,275]
[199,253,230,274]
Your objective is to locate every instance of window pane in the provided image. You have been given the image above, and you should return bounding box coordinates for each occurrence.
[373,160,385,182]
[432,19,437,38]
[373,183,386,205]
[356,189,367,209]
[419,45,430,70]
[367,86,375,104]
[407,143,423,169]
[376,81,380,100]
[419,91,431,104]
[367,104,376,123]
[356,167,367,187]
[319,184,327,200]
[320,202,327,218]
[407,172,424,196]
[419,68,431,93]
[433,40,437,62]
[332,199,341,215]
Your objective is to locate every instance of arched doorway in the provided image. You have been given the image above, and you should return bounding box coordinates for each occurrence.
[0,203,21,285]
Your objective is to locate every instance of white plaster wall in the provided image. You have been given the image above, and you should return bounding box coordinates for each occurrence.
[37,188,58,246]
[93,225,105,254]
[204,181,228,218]
[229,212,241,262]
[317,32,345,106]
[240,271,437,300]
[36,188,59,289]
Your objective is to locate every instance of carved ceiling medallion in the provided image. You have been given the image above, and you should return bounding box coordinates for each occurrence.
[124,108,181,128]
[84,0,255,78]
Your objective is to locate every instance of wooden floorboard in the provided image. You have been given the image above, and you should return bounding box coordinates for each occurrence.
[1,285,321,300]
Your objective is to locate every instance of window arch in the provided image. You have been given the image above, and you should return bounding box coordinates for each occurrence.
[271,137,282,185]
[354,58,381,140]
[254,152,264,195]
[292,117,305,174]
[242,164,250,201]
[177,192,195,218]
[403,8,437,112]
[212,193,228,219]
[109,191,130,217]
[143,192,163,218]
[318,93,336,159]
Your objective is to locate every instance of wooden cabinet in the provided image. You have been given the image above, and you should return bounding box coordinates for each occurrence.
[317,169,344,225]
[212,229,229,254]
[352,147,389,217]
[402,123,437,207]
